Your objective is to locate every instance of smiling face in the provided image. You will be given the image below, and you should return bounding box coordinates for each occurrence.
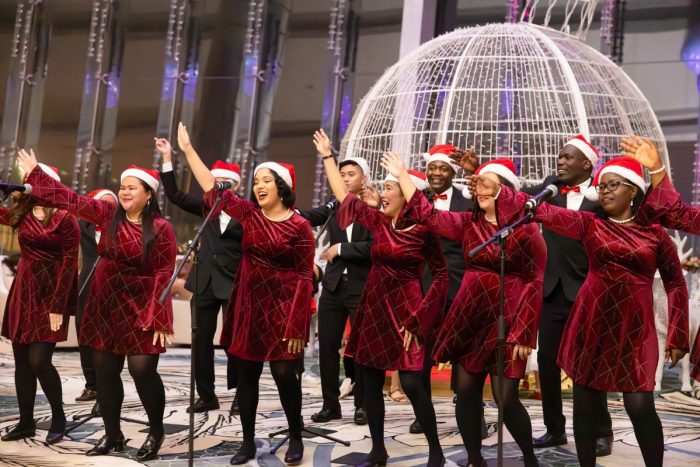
[380,181,406,218]
[597,172,638,217]
[557,145,592,185]
[339,162,367,194]
[426,161,455,193]
[119,176,151,215]
[476,172,502,213]
[253,168,283,210]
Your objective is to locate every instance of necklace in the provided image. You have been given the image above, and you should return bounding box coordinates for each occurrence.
[32,207,45,220]
[484,214,497,224]
[609,215,635,225]
[126,214,142,224]
[261,208,291,222]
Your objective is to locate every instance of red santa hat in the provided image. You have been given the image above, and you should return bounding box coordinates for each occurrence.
[254,161,296,191]
[584,157,646,201]
[38,163,61,182]
[423,144,460,173]
[384,169,428,191]
[463,158,520,199]
[121,165,160,192]
[210,160,241,184]
[339,157,372,181]
[88,188,118,204]
[564,134,600,164]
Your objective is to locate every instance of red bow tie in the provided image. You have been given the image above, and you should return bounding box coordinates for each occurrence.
[560,185,580,195]
[433,193,448,201]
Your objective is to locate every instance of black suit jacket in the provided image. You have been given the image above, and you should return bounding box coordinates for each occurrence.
[299,201,372,296]
[523,175,600,301]
[78,220,99,311]
[160,170,244,301]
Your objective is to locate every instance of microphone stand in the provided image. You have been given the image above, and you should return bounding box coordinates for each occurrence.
[468,211,534,467]
[159,188,224,467]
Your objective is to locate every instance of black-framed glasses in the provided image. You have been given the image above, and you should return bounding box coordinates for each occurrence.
[595,179,635,194]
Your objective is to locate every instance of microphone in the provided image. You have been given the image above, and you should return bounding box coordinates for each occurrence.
[0,182,32,194]
[524,184,558,210]
[213,180,233,191]
[324,199,338,212]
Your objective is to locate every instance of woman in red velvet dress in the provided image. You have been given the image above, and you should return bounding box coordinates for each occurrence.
[315,130,448,467]
[16,150,176,462]
[0,164,79,446]
[399,157,545,467]
[621,136,700,382]
[484,156,689,467]
[178,123,313,466]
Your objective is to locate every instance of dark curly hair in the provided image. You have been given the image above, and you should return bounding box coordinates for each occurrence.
[251,171,296,209]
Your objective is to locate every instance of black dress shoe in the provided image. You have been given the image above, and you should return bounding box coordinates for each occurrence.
[136,433,164,461]
[310,408,341,423]
[86,432,126,456]
[75,388,97,402]
[230,442,256,465]
[354,407,368,425]
[533,432,567,448]
[1,425,36,441]
[409,419,423,434]
[230,392,240,416]
[187,397,220,413]
[596,435,614,457]
[356,449,389,467]
[284,437,304,465]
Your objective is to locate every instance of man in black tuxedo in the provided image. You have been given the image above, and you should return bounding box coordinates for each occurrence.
[299,157,372,425]
[75,189,118,402]
[156,138,243,414]
[523,135,613,456]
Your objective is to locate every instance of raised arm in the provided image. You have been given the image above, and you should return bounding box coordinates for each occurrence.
[402,190,470,241]
[637,174,700,233]
[314,129,349,203]
[156,136,204,216]
[178,122,215,192]
[381,151,417,202]
[620,135,666,188]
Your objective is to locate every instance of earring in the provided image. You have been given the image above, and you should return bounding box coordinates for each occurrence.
[630,199,633,206]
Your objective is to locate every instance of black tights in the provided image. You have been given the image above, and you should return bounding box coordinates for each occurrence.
[361,365,443,463]
[573,384,662,467]
[236,358,302,448]
[454,365,536,466]
[12,343,64,432]
[93,349,165,440]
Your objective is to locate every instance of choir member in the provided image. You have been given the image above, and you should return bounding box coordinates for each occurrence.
[0,164,80,445]
[75,188,118,403]
[621,135,700,382]
[315,129,448,467]
[16,149,176,462]
[178,123,312,466]
[480,156,689,467]
[155,138,242,415]
[397,156,545,467]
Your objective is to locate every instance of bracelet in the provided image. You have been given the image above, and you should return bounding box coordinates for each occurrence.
[322,155,334,160]
[648,164,666,175]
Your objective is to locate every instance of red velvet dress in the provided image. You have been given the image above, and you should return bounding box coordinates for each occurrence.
[204,189,314,362]
[25,167,176,355]
[0,206,79,344]
[498,186,690,391]
[639,174,700,381]
[403,191,545,378]
[338,193,448,372]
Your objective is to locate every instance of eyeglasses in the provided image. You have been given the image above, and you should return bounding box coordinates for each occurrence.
[595,179,635,194]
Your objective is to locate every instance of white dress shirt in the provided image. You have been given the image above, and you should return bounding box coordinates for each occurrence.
[433,186,453,211]
[565,179,591,211]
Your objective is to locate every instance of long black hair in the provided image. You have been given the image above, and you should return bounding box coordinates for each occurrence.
[250,171,296,209]
[109,180,162,266]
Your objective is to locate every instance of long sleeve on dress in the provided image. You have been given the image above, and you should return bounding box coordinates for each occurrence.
[403,191,471,241]
[203,188,255,223]
[283,221,315,341]
[0,207,10,226]
[47,212,81,316]
[134,220,177,332]
[656,230,690,351]
[25,167,116,226]
[337,192,385,231]
[638,175,700,233]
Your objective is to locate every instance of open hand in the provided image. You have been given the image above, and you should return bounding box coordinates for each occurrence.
[177,122,192,152]
[284,337,305,354]
[620,135,662,171]
[16,149,39,177]
[451,147,479,174]
[359,184,380,208]
[152,330,174,347]
[313,129,333,158]
[466,174,500,198]
[380,152,407,178]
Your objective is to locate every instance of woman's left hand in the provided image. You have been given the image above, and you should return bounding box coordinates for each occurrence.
[152,330,174,347]
[665,348,687,368]
[359,184,380,208]
[17,149,39,177]
[512,344,532,361]
[49,313,63,332]
[380,152,407,178]
[399,327,421,351]
[284,337,305,355]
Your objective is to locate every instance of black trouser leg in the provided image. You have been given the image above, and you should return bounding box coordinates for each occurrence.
[400,370,442,461]
[192,286,221,402]
[93,349,125,439]
[236,358,264,445]
[270,360,303,439]
[128,354,165,439]
[624,392,663,467]
[76,299,96,391]
[361,365,387,455]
